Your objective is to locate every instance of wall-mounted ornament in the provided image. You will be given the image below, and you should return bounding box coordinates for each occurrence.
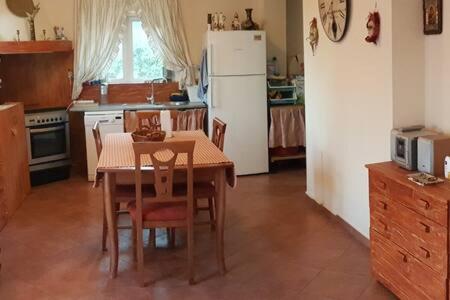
[424,0,443,35]
[307,18,319,56]
[26,2,40,41]
[6,0,34,18]
[242,8,259,30]
[231,12,241,30]
[318,0,349,42]
[365,10,380,44]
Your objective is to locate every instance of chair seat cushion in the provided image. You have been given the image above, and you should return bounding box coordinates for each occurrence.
[127,201,187,222]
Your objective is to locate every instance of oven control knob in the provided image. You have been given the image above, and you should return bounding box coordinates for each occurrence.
[51,118,54,122]
[37,120,41,123]
[46,119,49,122]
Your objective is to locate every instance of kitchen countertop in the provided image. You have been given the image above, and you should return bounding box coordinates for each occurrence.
[69,101,207,112]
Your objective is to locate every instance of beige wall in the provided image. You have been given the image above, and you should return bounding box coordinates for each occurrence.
[286,0,303,75]
[0,0,74,41]
[425,0,450,132]
[303,0,394,238]
[0,0,287,75]
[181,0,287,75]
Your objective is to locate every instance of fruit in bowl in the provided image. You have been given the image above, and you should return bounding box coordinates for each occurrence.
[132,129,166,142]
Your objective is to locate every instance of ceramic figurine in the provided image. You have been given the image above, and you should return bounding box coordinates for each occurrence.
[218,12,226,31]
[26,3,40,41]
[212,12,219,31]
[242,8,259,30]
[54,26,67,40]
[365,11,381,44]
[231,12,241,30]
[307,18,319,56]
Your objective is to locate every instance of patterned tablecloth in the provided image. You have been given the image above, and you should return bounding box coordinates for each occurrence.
[96,130,236,187]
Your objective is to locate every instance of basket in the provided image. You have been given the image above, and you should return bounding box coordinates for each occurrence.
[132,130,166,142]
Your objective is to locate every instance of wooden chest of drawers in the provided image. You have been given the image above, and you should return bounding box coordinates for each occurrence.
[367,162,450,300]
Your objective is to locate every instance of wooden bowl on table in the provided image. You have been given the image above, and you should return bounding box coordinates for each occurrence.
[132,129,166,142]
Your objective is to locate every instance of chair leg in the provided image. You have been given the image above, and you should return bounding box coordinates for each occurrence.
[136,225,145,287]
[208,197,216,231]
[148,229,156,248]
[132,221,137,262]
[187,223,195,285]
[102,203,108,252]
[194,199,199,215]
[170,228,176,248]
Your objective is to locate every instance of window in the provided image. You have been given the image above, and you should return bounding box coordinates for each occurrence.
[107,18,164,83]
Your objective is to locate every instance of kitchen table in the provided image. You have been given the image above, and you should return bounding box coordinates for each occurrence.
[96,130,235,278]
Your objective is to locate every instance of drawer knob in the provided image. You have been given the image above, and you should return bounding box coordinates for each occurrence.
[377,181,387,190]
[378,200,388,210]
[398,251,408,263]
[418,198,431,210]
[420,247,431,259]
[419,222,431,233]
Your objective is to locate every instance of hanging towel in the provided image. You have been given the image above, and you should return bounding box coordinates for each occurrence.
[197,49,209,100]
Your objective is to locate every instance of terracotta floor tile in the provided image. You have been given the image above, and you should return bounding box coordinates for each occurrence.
[0,168,395,299]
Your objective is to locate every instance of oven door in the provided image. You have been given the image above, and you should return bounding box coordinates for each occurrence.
[26,124,70,165]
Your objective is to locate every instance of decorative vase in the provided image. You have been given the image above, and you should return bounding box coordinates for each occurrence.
[28,19,36,41]
[242,8,259,30]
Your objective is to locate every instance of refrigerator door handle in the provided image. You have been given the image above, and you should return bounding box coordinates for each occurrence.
[209,44,214,76]
[210,78,215,108]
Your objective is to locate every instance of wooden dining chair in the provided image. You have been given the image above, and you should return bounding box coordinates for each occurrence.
[93,122,147,252]
[195,118,227,230]
[129,141,196,286]
[136,110,179,131]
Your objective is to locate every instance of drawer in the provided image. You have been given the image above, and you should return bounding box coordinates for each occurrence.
[371,213,390,239]
[389,220,447,276]
[371,230,447,300]
[412,191,448,227]
[370,192,391,216]
[369,171,390,195]
[390,201,447,255]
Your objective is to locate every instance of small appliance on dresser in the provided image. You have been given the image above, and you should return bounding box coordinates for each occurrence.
[391,126,437,171]
[418,135,450,177]
[25,109,71,186]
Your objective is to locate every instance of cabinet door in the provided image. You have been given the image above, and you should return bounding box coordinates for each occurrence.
[0,163,6,231]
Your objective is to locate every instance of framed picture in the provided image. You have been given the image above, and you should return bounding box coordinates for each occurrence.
[424,0,443,35]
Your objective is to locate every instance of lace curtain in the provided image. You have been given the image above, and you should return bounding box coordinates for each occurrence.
[137,0,195,88]
[72,0,194,99]
[72,0,130,99]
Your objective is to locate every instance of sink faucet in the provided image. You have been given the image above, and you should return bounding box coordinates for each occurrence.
[146,78,168,104]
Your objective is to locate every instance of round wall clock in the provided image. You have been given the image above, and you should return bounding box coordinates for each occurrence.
[318,0,350,42]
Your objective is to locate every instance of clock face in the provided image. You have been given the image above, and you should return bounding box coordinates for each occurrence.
[318,0,349,42]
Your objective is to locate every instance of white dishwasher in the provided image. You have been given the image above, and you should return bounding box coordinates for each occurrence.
[84,111,124,181]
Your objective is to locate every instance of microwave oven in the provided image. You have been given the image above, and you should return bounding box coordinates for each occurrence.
[391,128,437,170]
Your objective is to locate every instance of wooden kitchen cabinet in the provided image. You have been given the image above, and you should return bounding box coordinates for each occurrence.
[367,162,450,300]
[0,103,30,231]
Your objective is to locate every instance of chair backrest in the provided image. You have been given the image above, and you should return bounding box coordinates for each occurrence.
[212,118,227,151]
[136,110,179,131]
[92,121,102,158]
[132,141,195,216]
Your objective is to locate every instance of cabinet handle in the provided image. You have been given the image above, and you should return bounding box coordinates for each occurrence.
[377,181,387,190]
[378,200,388,210]
[419,222,431,233]
[398,251,408,263]
[420,247,431,259]
[378,220,388,231]
[10,128,17,136]
[418,198,431,210]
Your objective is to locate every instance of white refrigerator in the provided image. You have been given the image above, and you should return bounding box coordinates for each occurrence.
[206,31,269,176]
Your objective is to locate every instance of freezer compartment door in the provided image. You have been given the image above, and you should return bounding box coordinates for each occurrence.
[208,75,269,175]
[207,31,267,76]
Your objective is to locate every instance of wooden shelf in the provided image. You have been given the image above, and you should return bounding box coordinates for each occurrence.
[0,41,73,55]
